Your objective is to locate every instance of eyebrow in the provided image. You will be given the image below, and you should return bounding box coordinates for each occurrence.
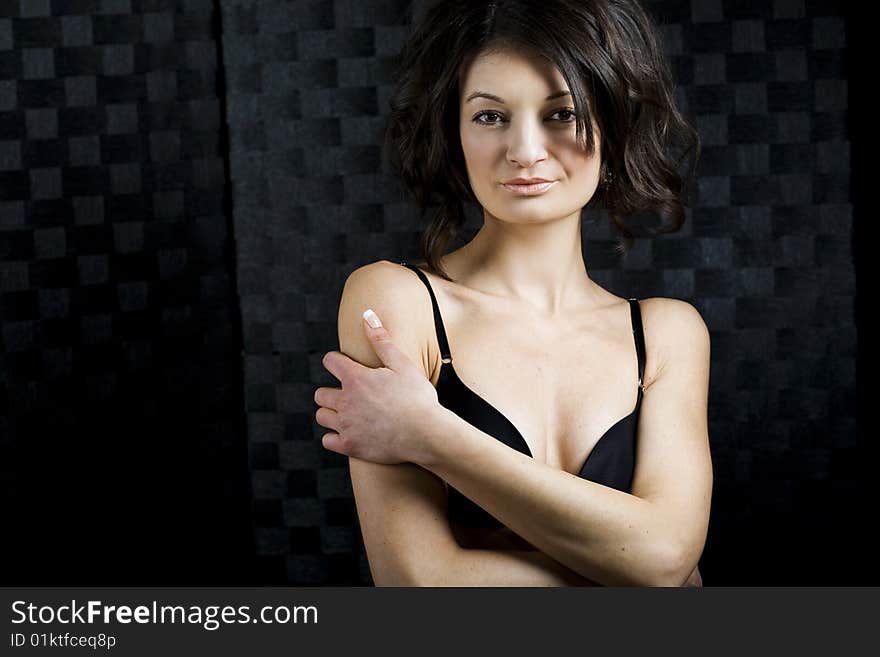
[465,90,572,104]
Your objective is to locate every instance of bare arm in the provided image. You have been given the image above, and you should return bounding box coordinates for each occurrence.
[349,457,600,586]
[454,524,700,586]
[409,299,713,587]
[339,262,600,586]
[334,265,707,586]
[442,549,701,587]
[412,411,673,586]
[419,546,598,587]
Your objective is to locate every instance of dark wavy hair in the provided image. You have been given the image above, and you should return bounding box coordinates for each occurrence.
[383,0,701,281]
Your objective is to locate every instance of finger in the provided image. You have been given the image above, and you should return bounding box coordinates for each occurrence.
[324,349,368,384]
[314,386,343,410]
[321,351,346,382]
[362,308,410,372]
[315,406,338,431]
[321,432,347,455]
[323,348,374,384]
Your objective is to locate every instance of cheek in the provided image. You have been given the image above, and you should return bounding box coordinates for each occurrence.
[574,156,599,181]
[460,132,494,179]
[560,146,600,184]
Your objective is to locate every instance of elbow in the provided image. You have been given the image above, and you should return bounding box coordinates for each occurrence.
[661,538,706,587]
[647,541,689,587]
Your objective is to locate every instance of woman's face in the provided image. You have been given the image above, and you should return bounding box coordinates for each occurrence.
[458,48,602,224]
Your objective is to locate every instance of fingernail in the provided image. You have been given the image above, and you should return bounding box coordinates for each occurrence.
[363,308,382,328]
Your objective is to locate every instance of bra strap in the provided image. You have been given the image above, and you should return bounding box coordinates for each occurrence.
[398,261,453,363]
[627,298,646,398]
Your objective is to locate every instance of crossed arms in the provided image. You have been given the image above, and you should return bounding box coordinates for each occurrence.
[337,261,712,586]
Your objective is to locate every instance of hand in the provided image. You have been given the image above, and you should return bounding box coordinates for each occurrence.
[316,308,441,465]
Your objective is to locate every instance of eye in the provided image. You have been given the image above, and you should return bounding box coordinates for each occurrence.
[472,110,505,126]
[471,108,579,126]
[550,108,578,122]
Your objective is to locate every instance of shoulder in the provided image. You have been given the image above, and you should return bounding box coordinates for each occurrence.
[342,260,435,325]
[635,297,711,383]
[638,297,709,340]
[345,258,427,289]
[338,259,438,379]
[347,258,411,280]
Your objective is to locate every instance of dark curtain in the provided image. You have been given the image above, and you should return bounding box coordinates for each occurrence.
[0,0,253,584]
[1,0,870,585]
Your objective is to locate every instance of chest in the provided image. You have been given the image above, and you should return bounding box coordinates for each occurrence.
[430,295,642,475]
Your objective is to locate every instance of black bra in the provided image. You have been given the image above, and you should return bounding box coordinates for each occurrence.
[399,261,646,529]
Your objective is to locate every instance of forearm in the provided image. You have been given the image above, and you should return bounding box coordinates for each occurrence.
[415,407,678,587]
[452,527,698,587]
[418,546,599,587]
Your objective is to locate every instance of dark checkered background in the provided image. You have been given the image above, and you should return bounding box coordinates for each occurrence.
[0,0,871,585]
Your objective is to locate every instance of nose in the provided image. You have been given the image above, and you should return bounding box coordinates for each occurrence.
[506,116,549,168]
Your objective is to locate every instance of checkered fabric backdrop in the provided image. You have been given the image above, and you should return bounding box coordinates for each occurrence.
[1,0,860,585]
[0,0,253,583]
[218,0,857,585]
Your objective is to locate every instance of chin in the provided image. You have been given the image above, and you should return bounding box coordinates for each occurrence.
[490,210,562,224]
[494,199,569,216]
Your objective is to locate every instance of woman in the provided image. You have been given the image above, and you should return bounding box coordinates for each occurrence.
[315,0,710,586]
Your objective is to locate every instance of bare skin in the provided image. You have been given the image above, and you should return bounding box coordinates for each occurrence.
[319,45,711,586]
[419,248,704,586]
[454,525,702,586]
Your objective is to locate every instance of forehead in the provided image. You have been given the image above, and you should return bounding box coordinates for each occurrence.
[460,49,568,101]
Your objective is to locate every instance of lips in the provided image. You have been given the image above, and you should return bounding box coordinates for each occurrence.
[501,180,557,196]
[503,178,553,185]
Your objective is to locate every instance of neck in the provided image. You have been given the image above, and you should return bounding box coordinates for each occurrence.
[455,209,600,317]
